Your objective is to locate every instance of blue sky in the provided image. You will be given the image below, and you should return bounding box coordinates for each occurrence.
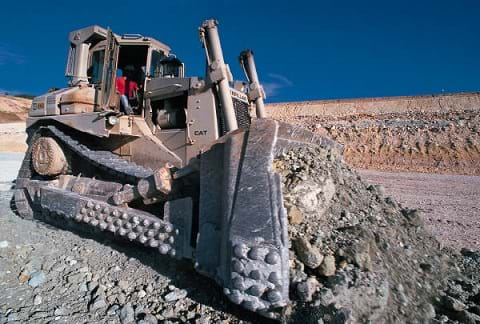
[0,0,479,102]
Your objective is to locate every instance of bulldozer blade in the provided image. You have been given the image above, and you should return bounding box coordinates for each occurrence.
[195,119,342,318]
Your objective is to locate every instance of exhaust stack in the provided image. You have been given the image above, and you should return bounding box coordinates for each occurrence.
[239,50,267,118]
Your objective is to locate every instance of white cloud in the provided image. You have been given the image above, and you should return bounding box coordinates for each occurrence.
[262,73,293,97]
[0,47,25,65]
[267,73,293,86]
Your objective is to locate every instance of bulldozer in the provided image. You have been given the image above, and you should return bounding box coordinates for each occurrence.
[13,20,336,319]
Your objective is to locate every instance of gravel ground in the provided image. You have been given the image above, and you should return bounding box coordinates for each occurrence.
[1,150,479,323]
[0,185,265,324]
[359,170,480,252]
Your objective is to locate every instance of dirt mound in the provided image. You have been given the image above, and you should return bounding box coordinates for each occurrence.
[0,95,31,123]
[273,145,476,323]
[0,96,29,152]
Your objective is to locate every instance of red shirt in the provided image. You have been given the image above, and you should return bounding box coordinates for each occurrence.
[116,77,138,98]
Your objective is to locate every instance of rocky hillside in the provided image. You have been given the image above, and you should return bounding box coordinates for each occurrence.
[268,92,480,175]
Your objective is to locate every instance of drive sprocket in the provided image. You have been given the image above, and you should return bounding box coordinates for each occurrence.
[31,136,67,176]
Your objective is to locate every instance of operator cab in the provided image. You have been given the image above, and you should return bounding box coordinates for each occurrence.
[67,26,178,115]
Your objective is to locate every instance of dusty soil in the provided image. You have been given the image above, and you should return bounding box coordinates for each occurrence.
[0,112,24,123]
[273,109,480,176]
[0,95,30,123]
[359,170,480,252]
[266,92,480,119]
[0,123,27,153]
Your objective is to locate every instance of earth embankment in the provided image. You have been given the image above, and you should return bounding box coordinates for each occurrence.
[268,92,480,175]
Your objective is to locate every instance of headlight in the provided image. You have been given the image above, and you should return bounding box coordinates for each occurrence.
[107,115,118,126]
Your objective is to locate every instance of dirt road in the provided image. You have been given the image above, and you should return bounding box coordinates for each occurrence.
[359,170,480,251]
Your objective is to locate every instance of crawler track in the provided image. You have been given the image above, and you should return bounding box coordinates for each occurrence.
[13,125,180,258]
[39,185,178,257]
[46,126,154,182]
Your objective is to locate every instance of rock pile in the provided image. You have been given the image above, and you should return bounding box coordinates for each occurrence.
[436,249,480,323]
[274,145,477,323]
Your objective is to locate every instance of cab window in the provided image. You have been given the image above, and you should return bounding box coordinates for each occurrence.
[89,50,105,84]
[159,56,182,78]
[150,50,166,78]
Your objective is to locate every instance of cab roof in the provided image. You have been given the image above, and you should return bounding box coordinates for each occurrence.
[69,25,171,54]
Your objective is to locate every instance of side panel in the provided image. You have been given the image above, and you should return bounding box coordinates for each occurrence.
[156,129,187,163]
[186,89,219,161]
[26,112,109,137]
[29,88,76,117]
[145,77,190,101]
[46,92,61,115]
[128,135,185,169]
[127,118,184,168]
[30,97,47,117]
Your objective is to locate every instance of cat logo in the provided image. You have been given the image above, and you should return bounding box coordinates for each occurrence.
[194,130,208,136]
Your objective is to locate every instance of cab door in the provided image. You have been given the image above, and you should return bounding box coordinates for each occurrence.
[100,29,119,110]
